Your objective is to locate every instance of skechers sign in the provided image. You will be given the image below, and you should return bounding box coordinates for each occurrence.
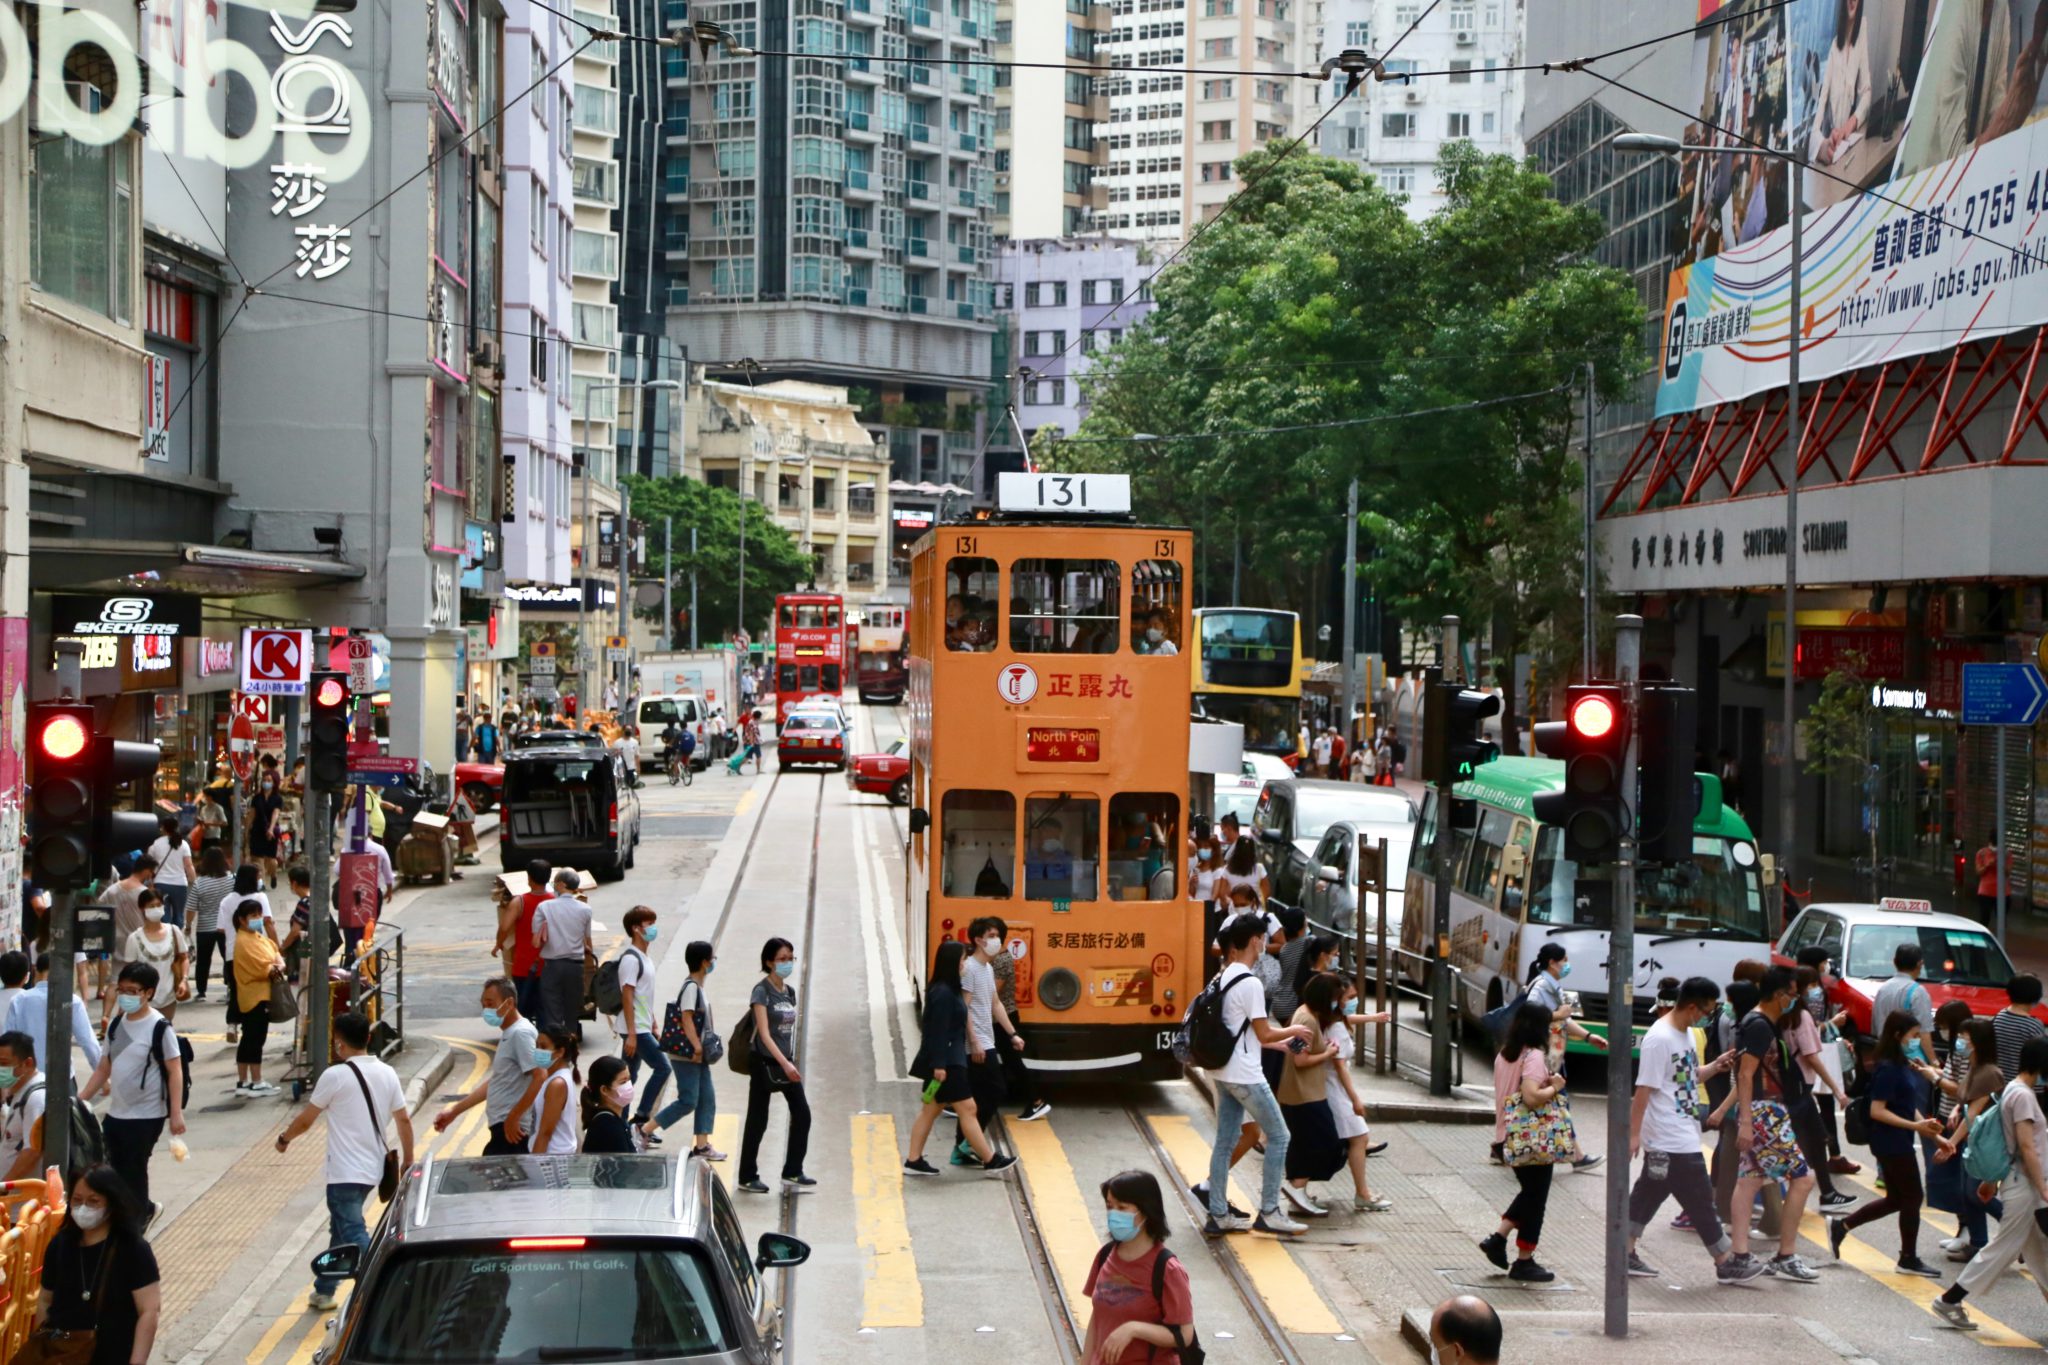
[50,595,201,638]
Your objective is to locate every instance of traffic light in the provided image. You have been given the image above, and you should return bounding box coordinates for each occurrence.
[96,736,165,866]
[1532,683,1630,866]
[1637,684,1700,865]
[309,671,351,791]
[27,704,96,890]
[1423,683,1502,787]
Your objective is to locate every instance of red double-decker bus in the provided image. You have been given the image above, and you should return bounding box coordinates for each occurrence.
[773,592,845,724]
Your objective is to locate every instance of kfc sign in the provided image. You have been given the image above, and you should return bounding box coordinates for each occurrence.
[51,594,200,637]
[241,627,313,695]
[197,637,238,678]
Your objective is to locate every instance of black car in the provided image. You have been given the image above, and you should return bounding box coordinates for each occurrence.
[498,742,642,880]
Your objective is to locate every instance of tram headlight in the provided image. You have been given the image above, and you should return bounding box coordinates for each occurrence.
[1039,967,1081,1011]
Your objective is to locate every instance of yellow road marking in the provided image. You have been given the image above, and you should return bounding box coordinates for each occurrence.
[713,1113,740,1156]
[736,787,760,818]
[243,1309,300,1365]
[1008,1116,1101,1331]
[1145,1113,1345,1335]
[850,1113,923,1327]
[1797,1199,2035,1347]
[280,1302,333,1365]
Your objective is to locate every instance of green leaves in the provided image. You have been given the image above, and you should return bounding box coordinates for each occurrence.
[620,475,813,642]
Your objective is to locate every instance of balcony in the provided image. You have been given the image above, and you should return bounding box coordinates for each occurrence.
[949,185,976,208]
[847,0,882,22]
[845,168,881,198]
[846,55,883,83]
[908,295,930,315]
[847,287,870,306]
[846,109,881,140]
[909,6,938,33]
[845,228,881,258]
[906,178,933,202]
[955,303,976,320]
[955,244,974,264]
[955,130,978,152]
[908,64,937,91]
[572,230,620,279]
[572,157,619,206]
[906,236,933,260]
[907,121,935,146]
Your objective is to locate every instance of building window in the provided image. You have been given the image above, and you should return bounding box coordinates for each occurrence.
[530,319,550,386]
[1379,166,1416,194]
[1393,4,1420,26]
[1085,278,1123,305]
[1025,281,1068,307]
[1200,160,1233,182]
[1200,37,1234,59]
[1381,113,1416,139]
[30,130,133,324]
[1449,1,1476,32]
[1484,58,1498,83]
[812,475,836,511]
[1026,330,1068,356]
[1199,120,1233,141]
[1023,379,1066,406]
[1344,20,1368,45]
[1482,111,1496,134]
[1447,112,1471,137]
[531,179,548,254]
[1449,60,1472,84]
[1200,79,1234,100]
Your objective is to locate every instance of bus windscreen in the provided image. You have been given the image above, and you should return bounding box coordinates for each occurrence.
[1195,694,1298,754]
[1197,612,1295,689]
[1526,831,1767,941]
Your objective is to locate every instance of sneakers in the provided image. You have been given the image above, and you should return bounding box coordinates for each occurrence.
[1354,1196,1393,1213]
[1818,1189,1858,1210]
[1203,1213,1252,1238]
[1478,1233,1510,1270]
[1280,1184,1327,1217]
[1827,1156,1863,1176]
[1939,1234,1969,1254]
[1932,1298,1980,1331]
[1191,1182,1250,1220]
[1827,1217,1851,1261]
[902,1157,939,1177]
[982,1154,1020,1177]
[640,1129,664,1147]
[1717,1253,1767,1284]
[1252,1208,1307,1237]
[1571,1153,1605,1172]
[691,1145,728,1162]
[247,1080,279,1094]
[1627,1251,1660,1278]
[949,1144,983,1168]
[1896,1257,1943,1278]
[1018,1100,1052,1122]
[1670,1211,1694,1231]
[1508,1259,1556,1283]
[737,1179,770,1195]
[308,1291,339,1311]
[1947,1242,1977,1263]
[783,1175,818,1192]
[1768,1254,1821,1282]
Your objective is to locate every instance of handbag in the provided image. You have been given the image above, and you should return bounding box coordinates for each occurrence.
[269,974,300,1023]
[345,1059,401,1203]
[1502,1092,1577,1167]
[660,982,725,1065]
[19,1234,117,1365]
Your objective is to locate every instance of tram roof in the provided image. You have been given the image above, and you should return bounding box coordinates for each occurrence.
[1454,756,1753,840]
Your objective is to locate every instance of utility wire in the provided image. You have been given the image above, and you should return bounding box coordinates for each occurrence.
[1049,383,1570,444]
[144,121,247,287]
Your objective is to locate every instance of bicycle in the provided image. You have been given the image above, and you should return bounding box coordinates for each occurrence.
[668,751,692,786]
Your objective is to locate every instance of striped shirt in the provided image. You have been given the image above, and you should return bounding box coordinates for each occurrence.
[1993,1008,2045,1086]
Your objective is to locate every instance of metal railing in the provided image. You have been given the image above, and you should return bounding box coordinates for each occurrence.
[353,925,407,1058]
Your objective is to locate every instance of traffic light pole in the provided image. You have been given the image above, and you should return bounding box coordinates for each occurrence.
[1605,613,1643,1340]
[1429,615,1459,1099]
[44,642,84,1179]
[308,787,333,1086]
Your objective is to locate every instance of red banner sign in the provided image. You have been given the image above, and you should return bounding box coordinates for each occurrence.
[1025,727,1102,763]
[1794,628,1906,681]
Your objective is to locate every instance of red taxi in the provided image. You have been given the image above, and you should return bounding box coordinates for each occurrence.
[776,709,847,771]
[455,760,504,813]
[847,738,910,805]
[1774,897,2046,1035]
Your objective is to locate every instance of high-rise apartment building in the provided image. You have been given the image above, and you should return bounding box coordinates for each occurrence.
[570,1,626,470]
[998,237,1156,442]
[993,1,1109,238]
[612,0,686,479]
[1312,0,1524,218]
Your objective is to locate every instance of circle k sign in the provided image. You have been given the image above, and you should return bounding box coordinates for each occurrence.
[241,627,312,695]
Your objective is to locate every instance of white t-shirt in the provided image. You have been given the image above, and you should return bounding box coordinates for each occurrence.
[3,1078,47,1171]
[1211,962,1268,1087]
[105,1009,180,1121]
[147,837,193,887]
[962,957,998,1052]
[614,946,657,1034]
[123,927,189,1007]
[308,1055,408,1187]
[219,890,275,936]
[1637,1016,1705,1154]
[1189,863,1217,901]
[526,1070,580,1154]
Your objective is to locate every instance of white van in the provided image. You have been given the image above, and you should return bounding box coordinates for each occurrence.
[637,693,707,771]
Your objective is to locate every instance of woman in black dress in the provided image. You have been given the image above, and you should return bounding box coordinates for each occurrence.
[582,1055,640,1153]
[901,940,1016,1177]
[247,768,285,888]
[35,1165,162,1365]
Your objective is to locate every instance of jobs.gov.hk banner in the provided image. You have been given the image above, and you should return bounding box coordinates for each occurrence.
[1657,0,2048,416]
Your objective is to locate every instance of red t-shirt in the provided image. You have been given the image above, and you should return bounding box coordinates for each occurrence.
[1080,1242,1192,1365]
[512,889,547,977]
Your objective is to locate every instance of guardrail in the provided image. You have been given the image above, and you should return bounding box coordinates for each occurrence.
[354,925,406,1059]
[0,1175,67,1364]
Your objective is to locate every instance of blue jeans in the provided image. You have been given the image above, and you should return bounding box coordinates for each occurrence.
[156,883,188,929]
[654,1060,718,1138]
[1210,1078,1288,1220]
[625,1032,672,1120]
[317,1183,373,1295]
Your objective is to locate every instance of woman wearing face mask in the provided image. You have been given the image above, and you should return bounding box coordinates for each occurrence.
[188,845,234,1003]
[145,814,195,930]
[231,901,286,1096]
[1826,1010,1956,1275]
[580,1055,639,1153]
[1081,1169,1194,1365]
[1139,610,1179,656]
[1276,971,1350,1217]
[247,769,285,889]
[1334,979,1394,1199]
[647,940,725,1158]
[1526,944,1607,1074]
[737,937,816,1195]
[1794,947,1859,1176]
[1779,970,1856,1212]
[114,890,190,1027]
[903,940,1017,1178]
[525,1026,583,1155]
[216,865,272,1047]
[34,1165,162,1365]
[1187,831,1220,904]
[1933,1016,2005,1263]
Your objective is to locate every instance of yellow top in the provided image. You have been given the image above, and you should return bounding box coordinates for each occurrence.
[234,929,284,1012]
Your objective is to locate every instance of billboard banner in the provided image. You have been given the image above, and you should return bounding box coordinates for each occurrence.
[1657,0,2048,416]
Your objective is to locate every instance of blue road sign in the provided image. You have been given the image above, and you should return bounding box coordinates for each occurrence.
[1961,662,2048,727]
[347,770,412,788]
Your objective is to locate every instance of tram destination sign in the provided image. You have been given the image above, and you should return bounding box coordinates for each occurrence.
[1026,727,1102,763]
[998,473,1131,515]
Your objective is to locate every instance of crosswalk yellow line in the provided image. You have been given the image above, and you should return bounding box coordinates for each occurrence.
[1797,1199,2034,1347]
[242,1308,300,1365]
[850,1113,923,1327]
[1009,1116,1103,1332]
[280,1303,332,1365]
[1144,1113,1345,1335]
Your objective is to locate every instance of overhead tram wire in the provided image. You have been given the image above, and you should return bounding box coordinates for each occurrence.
[1048,382,1570,446]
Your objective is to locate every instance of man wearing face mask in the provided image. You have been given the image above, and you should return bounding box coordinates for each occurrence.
[1427,1295,1501,1365]
[952,919,1018,1166]
[432,977,544,1154]
[0,1032,46,1182]
[80,963,187,1217]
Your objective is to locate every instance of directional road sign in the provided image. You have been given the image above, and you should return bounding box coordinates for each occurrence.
[1961,662,2048,727]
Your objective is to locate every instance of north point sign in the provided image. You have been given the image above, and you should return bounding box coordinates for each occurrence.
[0,0,370,179]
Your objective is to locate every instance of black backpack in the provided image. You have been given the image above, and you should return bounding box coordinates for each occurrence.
[110,1016,192,1112]
[1171,972,1256,1071]
[17,1079,107,1183]
[1087,1242,1204,1364]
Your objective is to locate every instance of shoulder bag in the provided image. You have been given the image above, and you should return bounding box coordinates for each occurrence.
[660,981,724,1065]
[1502,1064,1577,1168]
[346,1059,401,1202]
[17,1235,116,1365]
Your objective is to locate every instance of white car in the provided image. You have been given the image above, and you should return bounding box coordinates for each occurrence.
[783,698,850,733]
[1300,817,1413,946]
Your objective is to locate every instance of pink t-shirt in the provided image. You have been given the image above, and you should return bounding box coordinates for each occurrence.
[1789,1009,1827,1085]
[1082,1242,1193,1364]
[1493,1049,1549,1142]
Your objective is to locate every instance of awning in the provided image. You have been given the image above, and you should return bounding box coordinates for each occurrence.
[29,540,367,596]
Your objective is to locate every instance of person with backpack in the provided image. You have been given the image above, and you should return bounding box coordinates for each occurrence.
[645,940,724,1158]
[1934,1033,2048,1329]
[0,1031,47,1180]
[272,1011,413,1311]
[736,937,821,1194]
[1826,1009,1955,1276]
[903,940,1017,1178]
[1082,1169,1196,1364]
[1714,965,1823,1280]
[611,907,671,1133]
[232,897,287,1095]
[79,963,187,1216]
[1201,913,1314,1240]
[1932,1017,2005,1264]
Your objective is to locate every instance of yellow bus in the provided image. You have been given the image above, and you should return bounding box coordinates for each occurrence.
[1190,607,1303,764]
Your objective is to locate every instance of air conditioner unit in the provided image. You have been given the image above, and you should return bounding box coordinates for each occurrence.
[1403,87,1424,104]
[473,336,504,374]
[1455,29,1476,45]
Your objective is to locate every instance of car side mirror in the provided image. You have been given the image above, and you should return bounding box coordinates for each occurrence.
[1259,828,1284,845]
[1759,853,1779,887]
[755,1230,812,1271]
[908,807,931,837]
[1317,864,1342,884]
[310,1243,363,1282]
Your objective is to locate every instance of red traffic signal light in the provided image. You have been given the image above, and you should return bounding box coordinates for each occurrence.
[1569,693,1618,740]
[309,671,351,791]
[28,703,96,890]
[37,713,89,762]
[1533,683,1630,866]
[315,675,348,708]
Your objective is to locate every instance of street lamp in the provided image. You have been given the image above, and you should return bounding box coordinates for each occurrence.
[1617,129,1806,898]
[579,378,683,708]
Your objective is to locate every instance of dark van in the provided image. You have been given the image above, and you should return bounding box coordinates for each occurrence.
[499,742,642,879]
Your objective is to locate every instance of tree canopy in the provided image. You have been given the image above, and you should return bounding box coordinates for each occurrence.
[621,474,814,644]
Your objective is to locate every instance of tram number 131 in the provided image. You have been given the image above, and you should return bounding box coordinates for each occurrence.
[1155,1030,1178,1052]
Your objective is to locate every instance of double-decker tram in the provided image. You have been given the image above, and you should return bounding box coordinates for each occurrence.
[855,598,909,703]
[1190,607,1304,765]
[906,473,1199,1078]
[772,591,845,725]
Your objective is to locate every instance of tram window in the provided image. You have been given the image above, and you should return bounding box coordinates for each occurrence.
[821,664,841,692]
[798,666,820,690]
[1025,794,1101,901]
[1010,559,1120,654]
[1129,560,1183,656]
[782,602,831,629]
[947,557,1000,652]
[1108,794,1179,900]
[941,790,1016,899]
[1459,808,1515,908]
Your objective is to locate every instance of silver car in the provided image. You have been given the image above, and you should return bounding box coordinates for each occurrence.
[308,1153,811,1364]
[1300,817,1414,947]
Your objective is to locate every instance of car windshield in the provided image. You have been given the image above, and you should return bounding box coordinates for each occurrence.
[1294,790,1414,843]
[885,738,906,756]
[639,701,690,725]
[1847,922,2016,987]
[503,758,606,800]
[1527,832,1767,939]
[783,714,840,733]
[1215,787,1260,826]
[346,1242,730,1363]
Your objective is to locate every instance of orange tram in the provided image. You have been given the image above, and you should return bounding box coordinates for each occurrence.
[905,473,1199,1079]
